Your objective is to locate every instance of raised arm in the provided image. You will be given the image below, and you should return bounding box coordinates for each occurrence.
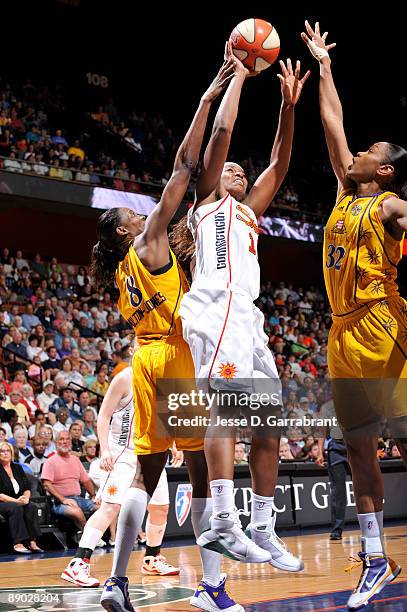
[246,59,310,217]
[302,21,353,190]
[142,58,234,242]
[98,368,131,470]
[195,43,250,205]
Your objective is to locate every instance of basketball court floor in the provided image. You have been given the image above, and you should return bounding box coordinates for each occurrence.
[0,525,406,610]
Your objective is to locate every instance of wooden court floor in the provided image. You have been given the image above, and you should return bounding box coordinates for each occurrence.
[0,525,406,610]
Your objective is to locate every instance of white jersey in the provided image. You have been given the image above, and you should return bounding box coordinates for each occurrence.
[108,387,134,450]
[187,194,260,300]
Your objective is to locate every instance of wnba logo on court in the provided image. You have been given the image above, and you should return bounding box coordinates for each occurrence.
[175,483,192,526]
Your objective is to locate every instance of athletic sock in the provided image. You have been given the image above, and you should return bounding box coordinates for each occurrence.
[191,497,221,587]
[251,493,274,526]
[76,526,104,560]
[210,479,234,514]
[146,515,166,547]
[145,545,161,557]
[112,488,148,577]
[358,512,384,554]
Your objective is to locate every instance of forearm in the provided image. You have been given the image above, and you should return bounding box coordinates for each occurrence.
[0,493,18,503]
[23,489,31,500]
[84,479,95,498]
[97,414,111,455]
[176,97,212,170]
[269,101,295,175]
[42,481,64,503]
[212,73,245,134]
[319,57,343,124]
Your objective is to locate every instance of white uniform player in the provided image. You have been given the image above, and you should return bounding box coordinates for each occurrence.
[61,367,177,587]
[180,194,280,393]
[98,381,169,507]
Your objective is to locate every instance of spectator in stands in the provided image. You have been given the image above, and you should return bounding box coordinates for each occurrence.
[279,440,294,461]
[69,421,85,456]
[5,330,28,371]
[13,429,32,461]
[24,436,47,477]
[28,410,46,439]
[52,408,69,436]
[20,383,40,417]
[1,391,30,425]
[89,369,108,403]
[42,346,61,377]
[0,441,43,553]
[82,408,97,440]
[36,380,58,414]
[37,425,56,456]
[0,409,18,439]
[234,442,248,465]
[4,151,22,173]
[0,428,7,442]
[80,439,98,465]
[21,304,41,331]
[54,357,84,389]
[67,140,85,161]
[41,431,97,529]
[51,129,68,147]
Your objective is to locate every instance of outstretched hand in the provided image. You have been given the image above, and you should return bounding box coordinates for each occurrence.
[277,58,310,106]
[301,20,336,62]
[202,50,235,102]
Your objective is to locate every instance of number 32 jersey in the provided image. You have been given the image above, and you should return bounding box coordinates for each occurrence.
[187,194,261,299]
[323,189,403,315]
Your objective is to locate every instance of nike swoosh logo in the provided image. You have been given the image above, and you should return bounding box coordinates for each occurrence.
[365,574,382,589]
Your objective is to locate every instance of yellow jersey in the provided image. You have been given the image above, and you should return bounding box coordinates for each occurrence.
[323,190,403,315]
[116,245,189,341]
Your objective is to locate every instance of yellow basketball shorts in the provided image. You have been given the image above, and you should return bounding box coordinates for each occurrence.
[328,296,407,432]
[132,335,204,455]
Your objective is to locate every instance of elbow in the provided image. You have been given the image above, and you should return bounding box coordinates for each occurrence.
[176,151,198,173]
[212,123,233,139]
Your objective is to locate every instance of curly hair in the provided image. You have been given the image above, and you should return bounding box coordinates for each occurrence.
[169,215,195,263]
[90,208,132,288]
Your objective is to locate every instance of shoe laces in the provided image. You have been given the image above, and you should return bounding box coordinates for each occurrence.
[214,582,236,607]
[155,555,174,569]
[344,556,363,574]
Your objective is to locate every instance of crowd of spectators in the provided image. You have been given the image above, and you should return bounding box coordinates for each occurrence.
[0,247,400,551]
[0,78,327,223]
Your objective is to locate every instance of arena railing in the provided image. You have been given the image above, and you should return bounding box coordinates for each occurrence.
[1,346,43,390]
[66,380,104,411]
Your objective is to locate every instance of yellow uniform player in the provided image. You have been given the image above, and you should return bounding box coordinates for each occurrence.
[324,189,407,429]
[303,20,407,611]
[116,245,202,454]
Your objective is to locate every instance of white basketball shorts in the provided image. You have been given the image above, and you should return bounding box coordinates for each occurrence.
[98,444,169,505]
[180,284,280,394]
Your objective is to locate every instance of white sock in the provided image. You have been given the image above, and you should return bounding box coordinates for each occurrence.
[251,493,274,526]
[112,488,148,577]
[78,526,103,551]
[358,512,384,554]
[191,497,221,587]
[210,479,234,514]
[146,516,166,547]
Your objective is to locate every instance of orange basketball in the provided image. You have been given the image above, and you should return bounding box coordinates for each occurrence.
[229,18,280,72]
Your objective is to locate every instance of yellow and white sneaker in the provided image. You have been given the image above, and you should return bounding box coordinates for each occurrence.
[346,552,401,610]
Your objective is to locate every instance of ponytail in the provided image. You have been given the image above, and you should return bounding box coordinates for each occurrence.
[384,143,407,200]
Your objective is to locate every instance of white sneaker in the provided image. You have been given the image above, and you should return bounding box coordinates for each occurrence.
[246,515,304,572]
[190,573,244,611]
[61,557,100,587]
[96,539,106,548]
[346,552,401,610]
[141,554,180,575]
[197,510,271,563]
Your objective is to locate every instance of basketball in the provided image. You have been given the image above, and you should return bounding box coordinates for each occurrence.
[229,18,280,72]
